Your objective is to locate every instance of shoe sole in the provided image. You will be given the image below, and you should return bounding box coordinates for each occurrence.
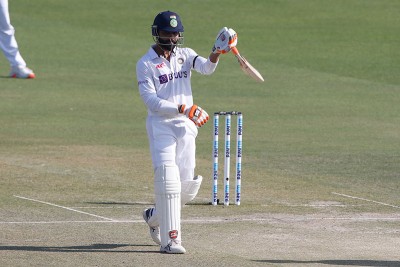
[160,247,186,254]
[10,73,35,79]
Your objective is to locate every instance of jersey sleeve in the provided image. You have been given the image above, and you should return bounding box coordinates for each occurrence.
[187,48,218,75]
[136,59,178,115]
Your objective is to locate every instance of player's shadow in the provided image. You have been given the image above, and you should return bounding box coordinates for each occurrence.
[86,201,229,206]
[186,201,224,206]
[253,260,400,266]
[84,201,153,206]
[0,243,158,253]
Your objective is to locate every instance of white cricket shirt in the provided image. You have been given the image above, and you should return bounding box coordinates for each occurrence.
[136,46,218,117]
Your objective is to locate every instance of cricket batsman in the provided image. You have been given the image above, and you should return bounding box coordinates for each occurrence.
[136,10,237,253]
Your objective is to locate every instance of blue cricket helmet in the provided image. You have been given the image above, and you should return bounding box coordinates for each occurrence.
[152,11,184,36]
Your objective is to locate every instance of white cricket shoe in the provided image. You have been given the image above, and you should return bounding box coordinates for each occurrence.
[142,208,161,245]
[9,65,35,79]
[160,240,186,254]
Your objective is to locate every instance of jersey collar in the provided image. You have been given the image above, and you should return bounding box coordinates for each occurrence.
[148,45,179,61]
[148,46,159,60]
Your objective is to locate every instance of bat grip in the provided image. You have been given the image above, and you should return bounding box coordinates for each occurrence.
[231,47,239,55]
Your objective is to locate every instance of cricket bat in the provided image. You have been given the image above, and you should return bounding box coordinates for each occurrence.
[231,47,264,82]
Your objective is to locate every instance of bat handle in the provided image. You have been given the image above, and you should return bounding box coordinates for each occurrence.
[231,47,239,55]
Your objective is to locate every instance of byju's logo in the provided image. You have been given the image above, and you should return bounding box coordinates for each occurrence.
[159,71,188,84]
[159,74,168,84]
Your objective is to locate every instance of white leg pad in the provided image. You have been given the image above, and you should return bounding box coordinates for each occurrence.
[154,164,181,247]
[181,175,203,205]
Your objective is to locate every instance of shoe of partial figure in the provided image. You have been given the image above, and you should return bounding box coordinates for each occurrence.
[142,208,161,245]
[9,66,35,79]
[160,240,186,254]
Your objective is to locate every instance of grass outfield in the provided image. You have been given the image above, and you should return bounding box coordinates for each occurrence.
[1,0,399,266]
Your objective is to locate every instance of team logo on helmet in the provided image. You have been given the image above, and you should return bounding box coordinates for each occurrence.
[170,19,178,27]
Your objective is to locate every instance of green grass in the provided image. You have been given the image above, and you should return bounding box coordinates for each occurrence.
[1,0,399,204]
[1,0,399,265]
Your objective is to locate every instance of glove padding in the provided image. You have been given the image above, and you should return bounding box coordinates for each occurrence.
[212,27,238,54]
[178,104,209,127]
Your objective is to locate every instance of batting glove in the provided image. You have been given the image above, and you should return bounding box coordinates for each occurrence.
[178,104,209,127]
[212,27,238,54]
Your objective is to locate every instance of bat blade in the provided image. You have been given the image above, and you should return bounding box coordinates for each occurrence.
[231,47,264,82]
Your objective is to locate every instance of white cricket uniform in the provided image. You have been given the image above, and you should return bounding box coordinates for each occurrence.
[136,46,218,181]
[0,0,26,67]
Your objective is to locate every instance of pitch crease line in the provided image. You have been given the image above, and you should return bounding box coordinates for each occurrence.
[13,195,117,221]
[332,192,400,209]
[0,220,141,224]
[2,217,400,225]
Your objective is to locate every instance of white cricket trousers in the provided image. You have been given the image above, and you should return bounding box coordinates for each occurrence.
[0,0,26,67]
[146,115,198,182]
